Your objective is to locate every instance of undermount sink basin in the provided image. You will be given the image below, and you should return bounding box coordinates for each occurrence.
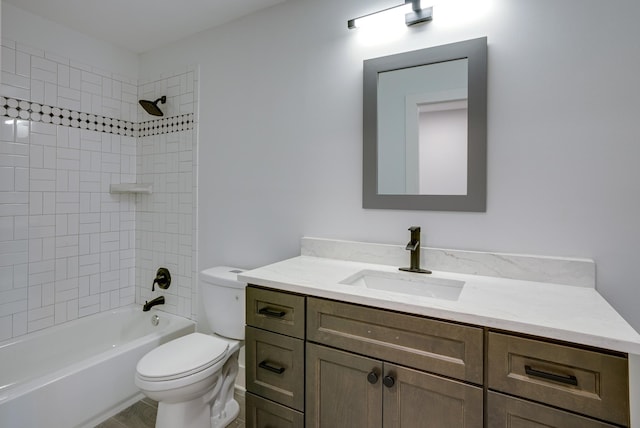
[339,269,465,301]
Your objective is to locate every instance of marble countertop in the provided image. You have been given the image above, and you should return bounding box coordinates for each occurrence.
[239,255,640,355]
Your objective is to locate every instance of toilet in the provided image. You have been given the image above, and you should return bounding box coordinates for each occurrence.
[135,266,246,428]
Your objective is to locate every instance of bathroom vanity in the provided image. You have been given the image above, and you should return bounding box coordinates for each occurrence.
[240,238,640,427]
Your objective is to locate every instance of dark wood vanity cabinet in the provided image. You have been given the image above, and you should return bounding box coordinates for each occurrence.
[305,296,484,427]
[487,331,630,427]
[246,286,631,428]
[306,343,483,428]
[245,286,305,428]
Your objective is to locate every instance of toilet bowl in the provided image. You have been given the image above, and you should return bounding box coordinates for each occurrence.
[135,267,246,428]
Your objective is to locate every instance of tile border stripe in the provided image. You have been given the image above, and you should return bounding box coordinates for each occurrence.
[1,96,194,137]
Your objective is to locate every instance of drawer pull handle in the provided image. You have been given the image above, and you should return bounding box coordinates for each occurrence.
[258,307,286,318]
[259,360,286,374]
[367,371,379,384]
[524,365,578,386]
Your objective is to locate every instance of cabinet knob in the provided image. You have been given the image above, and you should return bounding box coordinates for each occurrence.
[383,375,395,388]
[367,371,379,384]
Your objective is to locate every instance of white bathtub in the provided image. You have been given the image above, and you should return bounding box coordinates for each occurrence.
[0,305,195,428]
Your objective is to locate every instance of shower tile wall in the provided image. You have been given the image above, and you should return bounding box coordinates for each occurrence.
[136,69,199,320]
[0,38,199,341]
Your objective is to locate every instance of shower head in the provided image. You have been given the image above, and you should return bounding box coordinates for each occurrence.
[139,96,166,117]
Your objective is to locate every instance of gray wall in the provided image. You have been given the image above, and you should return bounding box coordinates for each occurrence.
[140,0,640,330]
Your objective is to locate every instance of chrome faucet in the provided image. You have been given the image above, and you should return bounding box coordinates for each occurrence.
[400,226,432,274]
[143,296,165,312]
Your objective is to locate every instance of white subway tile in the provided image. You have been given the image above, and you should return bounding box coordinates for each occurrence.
[32,56,57,73]
[81,81,102,96]
[30,192,43,215]
[66,299,78,321]
[16,51,30,78]
[0,217,13,241]
[54,302,67,324]
[55,258,67,281]
[78,303,99,318]
[58,97,81,112]
[43,192,56,215]
[12,311,27,336]
[15,217,28,240]
[30,77,51,104]
[0,84,30,100]
[45,82,58,106]
[0,315,12,341]
[57,64,70,87]
[0,296,28,317]
[0,167,15,191]
[0,267,15,292]
[42,282,54,306]
[56,170,69,192]
[1,47,16,74]
[69,67,82,90]
[2,70,30,89]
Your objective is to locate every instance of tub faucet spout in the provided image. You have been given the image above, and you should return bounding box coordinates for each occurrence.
[143,296,165,312]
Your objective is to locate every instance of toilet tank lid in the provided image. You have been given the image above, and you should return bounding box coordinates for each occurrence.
[200,266,246,289]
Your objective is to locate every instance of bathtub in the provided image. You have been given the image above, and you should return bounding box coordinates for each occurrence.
[0,305,195,428]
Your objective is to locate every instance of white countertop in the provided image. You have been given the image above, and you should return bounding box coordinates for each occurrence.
[239,255,640,355]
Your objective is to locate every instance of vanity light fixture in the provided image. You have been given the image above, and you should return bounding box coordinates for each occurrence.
[348,0,433,30]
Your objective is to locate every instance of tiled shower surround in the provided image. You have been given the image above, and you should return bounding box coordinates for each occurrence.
[0,38,199,341]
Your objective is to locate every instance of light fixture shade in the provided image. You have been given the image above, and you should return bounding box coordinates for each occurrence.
[348,0,432,30]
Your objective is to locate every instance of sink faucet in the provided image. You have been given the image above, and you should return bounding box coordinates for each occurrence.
[399,226,432,274]
[143,296,165,312]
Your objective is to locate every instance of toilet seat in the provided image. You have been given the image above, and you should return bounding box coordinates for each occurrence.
[136,333,229,382]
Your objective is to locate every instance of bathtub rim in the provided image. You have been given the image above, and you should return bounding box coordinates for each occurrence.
[0,304,195,405]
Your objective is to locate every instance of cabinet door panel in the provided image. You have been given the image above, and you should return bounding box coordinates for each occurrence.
[383,363,483,428]
[306,343,382,428]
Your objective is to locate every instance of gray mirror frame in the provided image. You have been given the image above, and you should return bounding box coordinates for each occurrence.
[363,37,487,211]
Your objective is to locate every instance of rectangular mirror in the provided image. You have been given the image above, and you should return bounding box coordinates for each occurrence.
[363,37,487,211]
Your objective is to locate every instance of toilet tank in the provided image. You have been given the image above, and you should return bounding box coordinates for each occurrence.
[200,266,247,340]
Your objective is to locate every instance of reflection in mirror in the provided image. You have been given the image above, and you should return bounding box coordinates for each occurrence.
[377,59,468,195]
[363,37,487,211]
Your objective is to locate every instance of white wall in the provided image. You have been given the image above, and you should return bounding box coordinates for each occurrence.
[1,2,138,79]
[143,0,640,332]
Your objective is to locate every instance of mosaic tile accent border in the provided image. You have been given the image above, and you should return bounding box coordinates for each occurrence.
[139,114,195,137]
[0,96,194,137]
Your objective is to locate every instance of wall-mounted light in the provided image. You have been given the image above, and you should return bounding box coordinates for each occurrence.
[348,0,433,30]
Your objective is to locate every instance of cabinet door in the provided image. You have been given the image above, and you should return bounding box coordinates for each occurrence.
[306,343,383,428]
[383,363,483,428]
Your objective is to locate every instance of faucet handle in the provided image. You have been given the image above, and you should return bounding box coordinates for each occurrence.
[152,267,171,291]
[408,226,421,232]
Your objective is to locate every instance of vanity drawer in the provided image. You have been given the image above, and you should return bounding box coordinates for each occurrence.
[246,286,305,339]
[246,326,305,411]
[306,297,484,384]
[487,332,629,426]
[487,392,619,428]
[246,392,304,428]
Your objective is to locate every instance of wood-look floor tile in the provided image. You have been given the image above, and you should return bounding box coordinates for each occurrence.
[112,400,157,428]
